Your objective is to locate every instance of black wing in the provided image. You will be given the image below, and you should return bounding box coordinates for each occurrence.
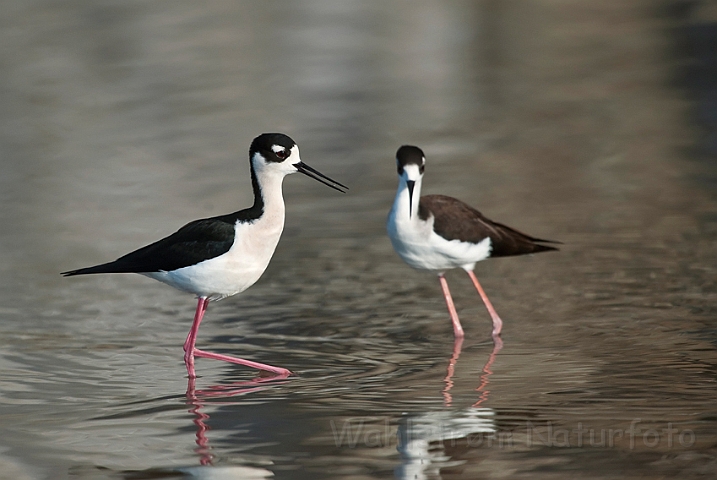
[418,194,560,258]
[61,217,238,276]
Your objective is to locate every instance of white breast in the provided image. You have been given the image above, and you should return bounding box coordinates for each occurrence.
[145,217,284,300]
[387,209,492,273]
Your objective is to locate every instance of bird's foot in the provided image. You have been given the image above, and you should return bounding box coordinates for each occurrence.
[490,317,503,337]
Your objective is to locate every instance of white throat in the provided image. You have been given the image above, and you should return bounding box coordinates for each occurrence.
[393,168,423,222]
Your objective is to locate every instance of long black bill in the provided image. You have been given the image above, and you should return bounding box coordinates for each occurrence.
[295,162,348,193]
[406,180,415,218]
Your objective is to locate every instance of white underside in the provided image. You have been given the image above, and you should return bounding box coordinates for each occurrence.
[387,173,492,274]
[144,217,284,301]
[388,211,492,273]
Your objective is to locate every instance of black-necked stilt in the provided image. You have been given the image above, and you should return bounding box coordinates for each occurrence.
[386,145,558,339]
[62,133,347,378]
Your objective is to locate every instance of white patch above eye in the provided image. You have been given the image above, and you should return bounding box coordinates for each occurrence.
[271,145,286,154]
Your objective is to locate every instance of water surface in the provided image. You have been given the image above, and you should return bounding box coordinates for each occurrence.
[0,1,716,479]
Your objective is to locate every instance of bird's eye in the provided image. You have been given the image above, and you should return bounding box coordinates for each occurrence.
[275,149,288,160]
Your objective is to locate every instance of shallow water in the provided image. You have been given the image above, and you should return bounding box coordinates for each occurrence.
[1,1,716,479]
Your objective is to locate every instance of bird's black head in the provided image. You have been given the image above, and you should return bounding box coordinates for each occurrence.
[250,133,298,163]
[396,145,426,175]
[248,132,348,193]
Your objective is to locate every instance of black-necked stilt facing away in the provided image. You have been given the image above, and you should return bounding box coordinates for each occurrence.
[386,145,558,339]
[62,133,347,378]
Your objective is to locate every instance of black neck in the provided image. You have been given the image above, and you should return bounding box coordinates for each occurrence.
[249,162,265,212]
[215,161,264,225]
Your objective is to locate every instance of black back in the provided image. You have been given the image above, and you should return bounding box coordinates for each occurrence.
[61,208,263,276]
[418,194,560,257]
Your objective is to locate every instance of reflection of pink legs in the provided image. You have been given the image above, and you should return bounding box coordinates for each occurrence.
[442,336,464,406]
[466,270,503,336]
[186,374,290,466]
[183,297,292,378]
[473,334,503,408]
[187,396,213,465]
[438,274,465,338]
[443,335,503,407]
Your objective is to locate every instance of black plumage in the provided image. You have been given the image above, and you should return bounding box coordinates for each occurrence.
[62,144,268,277]
[418,194,560,257]
[61,209,259,276]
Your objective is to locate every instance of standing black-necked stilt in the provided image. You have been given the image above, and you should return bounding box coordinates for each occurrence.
[62,133,347,378]
[387,145,558,339]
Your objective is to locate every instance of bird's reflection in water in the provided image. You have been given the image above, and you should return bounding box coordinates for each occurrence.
[473,336,503,408]
[442,336,503,407]
[399,336,503,479]
[185,373,290,466]
[180,334,503,477]
[441,337,464,407]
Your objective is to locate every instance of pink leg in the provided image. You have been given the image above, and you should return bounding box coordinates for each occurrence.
[438,274,465,338]
[183,297,292,378]
[192,349,291,376]
[183,297,210,378]
[466,270,503,336]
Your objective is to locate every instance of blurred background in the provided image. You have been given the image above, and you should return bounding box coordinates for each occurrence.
[0,1,716,479]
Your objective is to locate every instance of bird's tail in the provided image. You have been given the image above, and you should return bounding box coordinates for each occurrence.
[61,262,125,276]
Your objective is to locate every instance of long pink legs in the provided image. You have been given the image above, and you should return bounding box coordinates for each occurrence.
[183,297,292,378]
[466,270,503,336]
[438,274,465,338]
[437,272,504,338]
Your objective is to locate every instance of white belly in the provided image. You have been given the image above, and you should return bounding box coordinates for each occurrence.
[145,218,283,300]
[387,211,492,273]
